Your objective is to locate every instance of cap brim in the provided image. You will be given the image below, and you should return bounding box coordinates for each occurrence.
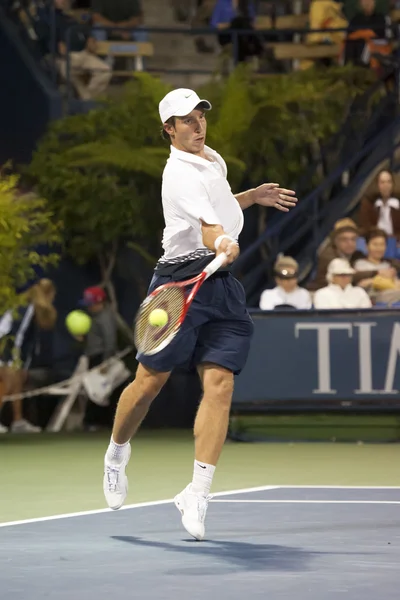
[275,268,298,278]
[78,299,92,307]
[333,271,355,276]
[170,99,212,119]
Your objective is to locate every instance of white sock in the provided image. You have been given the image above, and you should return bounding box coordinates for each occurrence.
[106,437,129,463]
[191,460,216,496]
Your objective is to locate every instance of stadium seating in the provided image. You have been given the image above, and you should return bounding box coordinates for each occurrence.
[95,41,154,74]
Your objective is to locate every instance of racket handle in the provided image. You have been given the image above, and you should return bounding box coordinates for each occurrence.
[203,252,228,280]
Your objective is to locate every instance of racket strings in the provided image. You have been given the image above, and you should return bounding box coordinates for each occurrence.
[134,287,186,355]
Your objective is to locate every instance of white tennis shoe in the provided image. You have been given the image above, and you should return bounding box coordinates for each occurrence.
[174,484,211,541]
[103,444,131,510]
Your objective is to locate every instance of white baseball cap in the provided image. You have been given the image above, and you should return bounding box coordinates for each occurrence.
[159,88,212,123]
[327,258,355,281]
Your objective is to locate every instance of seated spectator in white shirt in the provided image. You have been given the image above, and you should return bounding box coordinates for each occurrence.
[259,256,312,310]
[313,258,372,309]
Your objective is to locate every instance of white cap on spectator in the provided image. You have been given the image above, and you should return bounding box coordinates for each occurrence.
[327,258,355,282]
[159,88,212,123]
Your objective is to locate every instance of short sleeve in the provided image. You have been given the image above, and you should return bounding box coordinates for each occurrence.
[166,176,222,232]
[259,290,276,310]
[359,289,372,308]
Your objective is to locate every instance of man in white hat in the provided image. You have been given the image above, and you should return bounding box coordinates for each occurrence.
[103,88,297,540]
[313,258,372,309]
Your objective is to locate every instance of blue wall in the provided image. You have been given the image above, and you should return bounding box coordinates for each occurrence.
[233,310,400,411]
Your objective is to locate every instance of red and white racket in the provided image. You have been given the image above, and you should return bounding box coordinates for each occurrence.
[134,252,228,355]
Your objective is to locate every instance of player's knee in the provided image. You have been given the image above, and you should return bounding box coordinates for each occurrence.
[134,364,170,403]
[203,367,234,408]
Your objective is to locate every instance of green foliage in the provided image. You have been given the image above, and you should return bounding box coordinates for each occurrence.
[199,63,376,187]
[26,66,375,292]
[0,172,60,313]
[28,74,173,269]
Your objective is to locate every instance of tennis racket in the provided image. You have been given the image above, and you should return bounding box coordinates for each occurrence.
[134,252,228,355]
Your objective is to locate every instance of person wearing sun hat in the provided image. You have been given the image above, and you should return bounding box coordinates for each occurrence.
[308,217,366,291]
[259,255,312,310]
[313,258,372,309]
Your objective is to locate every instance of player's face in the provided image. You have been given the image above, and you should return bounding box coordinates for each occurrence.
[166,108,207,156]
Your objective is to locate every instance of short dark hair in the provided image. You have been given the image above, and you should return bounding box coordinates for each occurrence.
[161,116,176,142]
[365,227,388,244]
[377,169,393,183]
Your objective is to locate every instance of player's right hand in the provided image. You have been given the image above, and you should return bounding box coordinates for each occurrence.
[217,238,240,266]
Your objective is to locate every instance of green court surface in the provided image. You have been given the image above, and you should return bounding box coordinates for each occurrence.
[1,430,399,524]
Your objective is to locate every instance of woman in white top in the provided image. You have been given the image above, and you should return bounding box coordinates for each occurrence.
[359,170,400,240]
[313,258,371,309]
[259,256,312,310]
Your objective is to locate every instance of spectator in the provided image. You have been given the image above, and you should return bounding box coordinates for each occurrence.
[91,0,147,42]
[307,0,348,46]
[0,279,57,433]
[313,258,372,308]
[259,256,312,310]
[38,0,112,100]
[308,218,365,290]
[359,170,400,240]
[353,228,400,302]
[344,0,389,67]
[211,0,263,63]
[191,0,218,53]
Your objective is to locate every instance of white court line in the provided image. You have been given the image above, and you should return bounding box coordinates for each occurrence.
[212,499,400,505]
[275,485,400,490]
[0,484,279,529]
[2,484,399,529]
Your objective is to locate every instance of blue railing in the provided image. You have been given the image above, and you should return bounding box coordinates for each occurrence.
[235,120,400,305]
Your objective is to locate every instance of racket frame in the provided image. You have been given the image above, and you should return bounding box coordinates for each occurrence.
[136,252,228,355]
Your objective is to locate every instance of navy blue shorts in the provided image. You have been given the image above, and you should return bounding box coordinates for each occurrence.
[136,273,254,375]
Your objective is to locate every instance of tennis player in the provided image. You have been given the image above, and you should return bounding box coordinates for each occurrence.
[103,88,297,540]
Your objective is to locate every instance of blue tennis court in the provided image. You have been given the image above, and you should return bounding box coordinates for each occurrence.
[1,486,399,600]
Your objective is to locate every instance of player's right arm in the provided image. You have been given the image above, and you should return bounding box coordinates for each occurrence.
[201,221,239,266]
[167,174,239,266]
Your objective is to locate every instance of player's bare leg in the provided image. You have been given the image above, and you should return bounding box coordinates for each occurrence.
[194,363,233,464]
[103,364,170,510]
[112,364,170,443]
[174,363,234,541]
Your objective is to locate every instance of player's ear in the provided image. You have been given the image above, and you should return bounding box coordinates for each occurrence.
[163,116,176,139]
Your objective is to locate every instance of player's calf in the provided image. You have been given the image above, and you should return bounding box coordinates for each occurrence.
[103,365,170,510]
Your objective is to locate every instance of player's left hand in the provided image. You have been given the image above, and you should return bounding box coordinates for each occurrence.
[253,183,297,212]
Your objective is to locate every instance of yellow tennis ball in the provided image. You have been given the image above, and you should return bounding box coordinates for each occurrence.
[148,308,168,327]
[65,310,92,336]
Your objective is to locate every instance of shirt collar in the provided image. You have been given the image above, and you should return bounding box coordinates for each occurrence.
[329,283,353,292]
[169,144,218,167]
[375,197,400,209]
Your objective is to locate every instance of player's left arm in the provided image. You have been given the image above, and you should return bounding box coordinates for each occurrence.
[235,184,298,212]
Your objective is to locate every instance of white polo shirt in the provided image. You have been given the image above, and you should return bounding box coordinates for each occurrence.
[155,144,244,277]
[259,286,312,310]
[313,284,372,309]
